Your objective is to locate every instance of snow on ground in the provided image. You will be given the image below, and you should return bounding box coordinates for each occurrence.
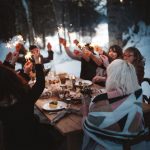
[123,21,150,97]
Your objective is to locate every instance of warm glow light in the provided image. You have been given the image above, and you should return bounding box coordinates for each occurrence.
[34,37,42,44]
[91,23,109,48]
[13,41,19,46]
[58,27,64,34]
[120,0,123,3]
[66,43,70,47]
[79,42,84,47]
[6,43,12,48]
[25,51,32,60]
[17,35,23,41]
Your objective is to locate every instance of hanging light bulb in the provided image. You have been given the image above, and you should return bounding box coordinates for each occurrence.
[120,0,123,3]
[78,1,82,7]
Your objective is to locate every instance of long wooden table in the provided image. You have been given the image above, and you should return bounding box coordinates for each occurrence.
[35,88,150,150]
[36,97,83,150]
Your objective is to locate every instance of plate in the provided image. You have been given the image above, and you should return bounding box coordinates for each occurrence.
[81,80,92,86]
[42,100,67,111]
[75,80,92,87]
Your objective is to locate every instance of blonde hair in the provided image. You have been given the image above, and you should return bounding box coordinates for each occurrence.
[106,59,140,95]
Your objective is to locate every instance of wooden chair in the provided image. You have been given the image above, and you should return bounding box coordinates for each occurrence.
[98,130,150,150]
[0,121,5,150]
[142,78,150,104]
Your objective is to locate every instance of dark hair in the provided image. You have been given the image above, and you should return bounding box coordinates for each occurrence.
[124,47,145,84]
[29,45,38,51]
[16,43,27,54]
[0,64,29,104]
[84,43,94,52]
[124,47,145,65]
[108,45,123,59]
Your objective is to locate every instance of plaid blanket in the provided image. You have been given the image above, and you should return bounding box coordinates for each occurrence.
[82,89,149,150]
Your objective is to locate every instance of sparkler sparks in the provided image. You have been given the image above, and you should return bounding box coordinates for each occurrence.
[6,43,12,49]
[25,51,32,60]
[34,37,42,45]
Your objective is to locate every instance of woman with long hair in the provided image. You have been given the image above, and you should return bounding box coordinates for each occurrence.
[123,47,145,84]
[92,45,123,85]
[82,59,149,150]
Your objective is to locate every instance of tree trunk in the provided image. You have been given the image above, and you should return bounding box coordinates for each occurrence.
[21,0,34,45]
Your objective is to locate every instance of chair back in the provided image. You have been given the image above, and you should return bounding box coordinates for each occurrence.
[0,121,5,150]
[142,78,150,103]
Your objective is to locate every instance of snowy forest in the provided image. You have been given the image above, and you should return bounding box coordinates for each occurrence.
[0,0,150,81]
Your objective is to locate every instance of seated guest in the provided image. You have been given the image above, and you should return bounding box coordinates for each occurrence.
[3,51,19,69]
[123,47,145,84]
[3,52,33,82]
[92,45,123,86]
[15,42,53,69]
[0,49,52,150]
[29,43,53,65]
[82,59,149,150]
[15,43,28,68]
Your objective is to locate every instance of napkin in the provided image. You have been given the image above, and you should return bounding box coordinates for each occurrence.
[50,108,82,125]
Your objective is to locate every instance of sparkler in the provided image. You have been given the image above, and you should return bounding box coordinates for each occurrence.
[34,36,42,46]
[6,43,12,49]
[25,51,32,61]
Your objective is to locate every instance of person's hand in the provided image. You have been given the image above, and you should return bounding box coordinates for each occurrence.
[11,51,19,65]
[92,75,106,83]
[15,43,22,52]
[47,42,52,51]
[59,37,66,47]
[73,39,82,49]
[100,55,109,68]
[73,39,79,45]
[73,49,82,56]
[32,49,41,64]
[23,60,33,74]
[94,45,103,55]
[5,52,12,62]
[83,49,92,57]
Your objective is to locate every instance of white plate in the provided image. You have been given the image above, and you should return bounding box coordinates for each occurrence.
[81,80,92,86]
[42,100,67,111]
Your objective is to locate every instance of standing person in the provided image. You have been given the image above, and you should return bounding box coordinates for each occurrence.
[0,49,50,150]
[123,47,145,84]
[82,59,149,150]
